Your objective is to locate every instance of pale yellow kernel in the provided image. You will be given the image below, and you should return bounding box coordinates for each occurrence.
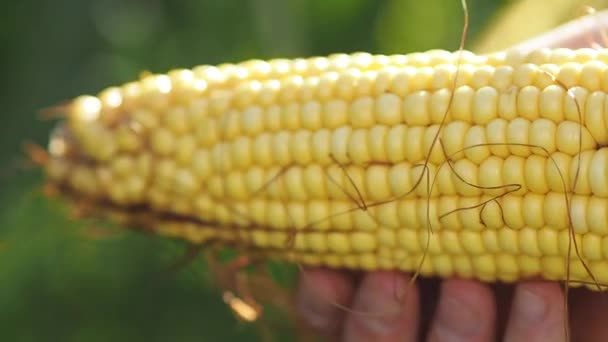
[355,71,376,97]
[431,64,456,89]
[403,91,430,126]
[375,201,399,229]
[506,118,531,156]
[535,64,560,88]
[173,169,199,196]
[368,125,389,161]
[208,90,231,116]
[398,199,419,230]
[557,230,582,256]
[472,255,496,279]
[323,99,348,128]
[470,65,494,88]
[422,125,444,164]
[252,133,273,167]
[478,156,503,196]
[486,119,509,157]
[280,102,300,130]
[501,195,525,229]
[241,106,264,136]
[388,163,413,198]
[460,231,485,254]
[348,129,371,165]
[375,93,402,125]
[480,199,504,229]
[522,193,545,228]
[441,230,463,253]
[403,126,424,162]
[513,63,537,87]
[301,101,322,130]
[517,86,540,120]
[471,86,498,124]
[218,110,240,140]
[304,165,327,198]
[327,233,350,253]
[588,197,608,234]
[556,62,581,88]
[225,171,248,200]
[305,233,326,253]
[528,119,557,156]
[524,155,549,194]
[265,105,281,132]
[411,163,439,198]
[331,126,352,164]
[496,254,519,280]
[428,89,451,124]
[451,86,474,122]
[192,149,211,180]
[351,97,375,128]
[572,150,594,194]
[272,131,292,165]
[265,166,286,199]
[583,234,602,260]
[490,65,513,91]
[110,155,133,178]
[335,70,357,100]
[497,90,518,125]
[365,165,390,201]
[372,67,393,95]
[351,232,377,252]
[175,135,197,165]
[388,67,416,97]
[580,61,605,91]
[243,167,264,196]
[164,106,189,134]
[328,201,352,231]
[453,255,473,278]
[451,158,481,196]
[538,85,564,123]
[418,228,442,254]
[278,75,303,103]
[267,201,288,229]
[308,200,330,230]
[195,118,217,147]
[116,125,141,152]
[538,228,559,256]
[569,195,589,233]
[437,196,461,230]
[563,87,588,122]
[498,228,519,254]
[457,197,485,230]
[284,167,306,201]
[586,92,608,144]
[557,121,596,155]
[258,79,280,105]
[545,151,571,192]
[463,125,490,164]
[386,125,407,163]
[230,136,252,169]
[210,143,231,172]
[150,128,175,156]
[290,130,312,165]
[434,164,457,196]
[442,121,470,160]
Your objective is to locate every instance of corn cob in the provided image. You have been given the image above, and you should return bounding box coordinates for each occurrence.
[45,47,608,290]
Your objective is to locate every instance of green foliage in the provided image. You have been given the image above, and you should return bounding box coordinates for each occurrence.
[0,0,504,340]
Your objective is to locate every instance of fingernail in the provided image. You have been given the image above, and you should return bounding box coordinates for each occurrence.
[354,274,408,335]
[512,287,548,326]
[434,293,482,341]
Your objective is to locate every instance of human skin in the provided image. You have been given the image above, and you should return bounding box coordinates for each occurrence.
[295,11,608,342]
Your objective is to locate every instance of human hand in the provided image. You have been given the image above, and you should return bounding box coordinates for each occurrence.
[296,10,608,342]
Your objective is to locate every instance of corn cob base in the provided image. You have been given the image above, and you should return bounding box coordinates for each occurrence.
[46,48,608,291]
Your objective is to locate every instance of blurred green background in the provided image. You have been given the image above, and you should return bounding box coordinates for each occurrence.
[0,0,515,341]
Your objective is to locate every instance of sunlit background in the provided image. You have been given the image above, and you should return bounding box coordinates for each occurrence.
[1,0,601,340]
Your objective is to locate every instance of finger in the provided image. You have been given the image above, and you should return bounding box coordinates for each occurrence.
[570,287,608,342]
[503,281,566,342]
[510,9,608,50]
[296,268,355,337]
[427,279,496,342]
[342,272,419,342]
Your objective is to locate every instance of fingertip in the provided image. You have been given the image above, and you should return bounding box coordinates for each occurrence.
[429,279,495,342]
[296,268,354,336]
[343,271,419,342]
[504,281,566,342]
